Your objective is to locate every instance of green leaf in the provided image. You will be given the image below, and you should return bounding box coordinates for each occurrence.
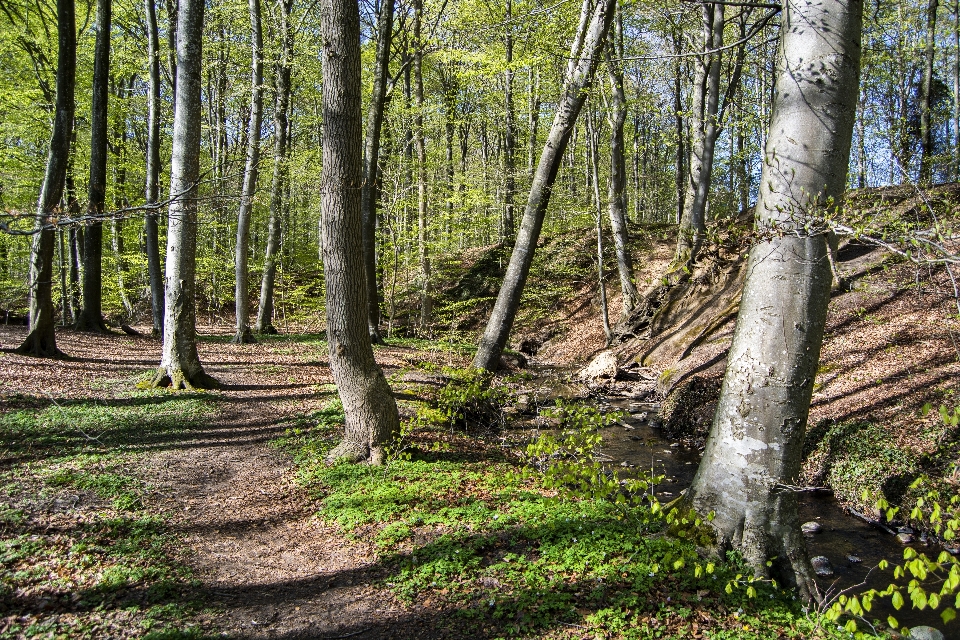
[887,615,899,629]
[892,590,904,610]
[942,607,957,625]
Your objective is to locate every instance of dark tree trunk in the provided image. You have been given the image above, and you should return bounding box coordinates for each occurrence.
[320,0,400,466]
[360,0,394,345]
[233,0,263,345]
[148,0,217,389]
[919,0,938,185]
[145,0,164,336]
[74,0,111,333]
[685,0,862,601]
[17,0,75,358]
[255,0,293,334]
[473,0,617,371]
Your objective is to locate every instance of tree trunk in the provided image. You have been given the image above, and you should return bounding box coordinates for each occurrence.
[360,0,394,345]
[111,79,133,320]
[671,26,685,225]
[413,0,431,331]
[145,0,164,337]
[502,0,516,243]
[674,2,723,272]
[233,0,263,345]
[528,66,540,178]
[954,0,959,180]
[473,0,617,371]
[586,108,612,346]
[684,0,862,601]
[74,0,111,333]
[604,12,639,318]
[148,0,217,390]
[17,0,75,358]
[320,0,400,466]
[919,0,938,185]
[255,0,293,334]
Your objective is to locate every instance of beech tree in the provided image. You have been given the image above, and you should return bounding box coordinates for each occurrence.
[320,0,401,465]
[144,0,164,336]
[16,0,75,358]
[147,0,217,389]
[684,0,863,599]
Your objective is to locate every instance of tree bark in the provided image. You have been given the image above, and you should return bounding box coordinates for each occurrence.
[74,0,111,333]
[320,0,400,466]
[603,12,639,318]
[684,0,862,601]
[502,0,516,243]
[919,0,938,185]
[586,107,612,346]
[360,0,394,345]
[17,0,75,358]
[148,0,217,390]
[412,0,431,330]
[255,0,293,334]
[145,0,164,337]
[473,0,617,371]
[233,0,263,345]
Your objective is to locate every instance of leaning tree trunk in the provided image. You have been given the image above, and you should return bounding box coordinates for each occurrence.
[473,0,617,371]
[604,11,640,318]
[148,0,217,390]
[255,0,292,335]
[145,0,164,336]
[233,0,263,344]
[17,0,75,358]
[360,0,394,345]
[320,0,400,466]
[74,0,111,333]
[673,2,723,273]
[684,0,863,601]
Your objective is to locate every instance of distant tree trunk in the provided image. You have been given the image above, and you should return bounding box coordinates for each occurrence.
[604,12,640,318]
[360,0,393,345]
[145,0,164,336]
[674,2,723,272]
[919,0,938,185]
[65,137,82,321]
[110,87,133,320]
[74,0,111,333]
[671,26,685,224]
[954,0,959,180]
[684,0,862,601]
[17,0,75,358]
[165,0,177,96]
[586,108,612,346]
[528,66,540,178]
[320,0,400,465]
[413,0,431,330]
[148,0,217,389]
[58,229,68,324]
[473,0,617,371]
[233,0,263,344]
[502,0,516,242]
[255,0,293,334]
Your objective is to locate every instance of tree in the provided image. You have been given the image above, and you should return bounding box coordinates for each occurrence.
[919,0,938,184]
[683,0,863,600]
[147,0,217,390]
[320,0,401,465]
[473,0,617,371]
[74,0,111,333]
[360,0,394,345]
[144,0,164,337]
[16,0,75,358]
[232,0,263,344]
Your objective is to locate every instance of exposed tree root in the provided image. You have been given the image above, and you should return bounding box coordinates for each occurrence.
[231,327,257,344]
[325,439,372,465]
[16,331,66,359]
[255,324,278,335]
[145,366,220,390]
[73,314,110,333]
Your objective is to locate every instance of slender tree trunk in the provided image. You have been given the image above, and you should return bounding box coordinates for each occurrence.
[233,0,263,344]
[148,0,217,389]
[320,0,400,466]
[671,27,685,224]
[502,0,516,242]
[919,0,939,185]
[413,0,431,330]
[674,2,723,272]
[145,0,164,336]
[604,12,639,318]
[528,66,540,178]
[17,0,75,357]
[954,0,959,179]
[75,0,111,333]
[58,228,67,325]
[165,0,177,97]
[473,0,617,371]
[255,0,293,334]
[684,0,862,601]
[361,0,394,344]
[111,78,134,320]
[586,108,612,346]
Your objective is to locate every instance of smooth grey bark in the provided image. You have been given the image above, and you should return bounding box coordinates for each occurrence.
[502,0,516,242]
[320,0,400,466]
[233,0,263,345]
[674,2,723,272]
[255,0,293,334]
[412,0,431,330]
[360,0,394,345]
[685,0,862,600]
[527,67,540,177]
[919,0,938,185]
[670,25,685,224]
[148,0,217,390]
[145,0,164,336]
[17,0,75,357]
[110,90,133,320]
[473,0,617,371]
[74,0,111,333]
[603,12,639,318]
[586,107,612,346]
